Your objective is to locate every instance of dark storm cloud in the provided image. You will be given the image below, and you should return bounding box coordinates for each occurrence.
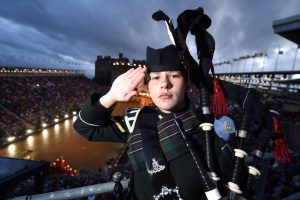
[210,0,300,61]
[0,0,299,77]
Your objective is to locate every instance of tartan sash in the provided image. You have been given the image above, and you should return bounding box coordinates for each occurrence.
[139,107,182,199]
[126,106,199,171]
[157,109,199,161]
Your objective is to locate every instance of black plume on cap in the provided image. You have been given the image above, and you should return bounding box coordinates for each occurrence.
[146,44,186,74]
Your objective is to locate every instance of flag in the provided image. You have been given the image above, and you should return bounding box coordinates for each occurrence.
[253,52,265,58]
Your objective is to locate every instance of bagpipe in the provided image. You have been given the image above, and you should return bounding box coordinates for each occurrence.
[151,7,292,200]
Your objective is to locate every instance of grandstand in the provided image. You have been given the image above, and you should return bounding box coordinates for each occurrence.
[0,66,106,147]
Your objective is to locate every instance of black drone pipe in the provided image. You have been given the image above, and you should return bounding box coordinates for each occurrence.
[176,7,221,184]
[198,86,220,182]
[227,112,250,197]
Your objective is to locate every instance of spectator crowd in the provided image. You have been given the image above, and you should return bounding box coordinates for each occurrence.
[0,72,109,145]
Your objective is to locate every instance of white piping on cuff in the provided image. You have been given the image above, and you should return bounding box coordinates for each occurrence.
[78,111,101,127]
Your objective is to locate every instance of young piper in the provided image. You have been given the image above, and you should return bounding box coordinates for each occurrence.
[74,44,234,200]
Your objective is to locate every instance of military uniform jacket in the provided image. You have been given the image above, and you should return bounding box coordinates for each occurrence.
[73,93,235,200]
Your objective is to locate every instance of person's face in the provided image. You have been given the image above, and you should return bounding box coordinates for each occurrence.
[148,70,187,113]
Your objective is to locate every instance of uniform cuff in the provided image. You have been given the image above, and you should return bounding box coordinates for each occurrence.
[78,92,113,126]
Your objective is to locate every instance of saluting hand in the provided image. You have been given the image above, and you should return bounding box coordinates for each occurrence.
[100,67,147,108]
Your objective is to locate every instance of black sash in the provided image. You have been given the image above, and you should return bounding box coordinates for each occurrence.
[139,107,183,200]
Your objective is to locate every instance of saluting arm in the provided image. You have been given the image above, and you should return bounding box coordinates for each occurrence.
[73,92,128,142]
[73,67,146,142]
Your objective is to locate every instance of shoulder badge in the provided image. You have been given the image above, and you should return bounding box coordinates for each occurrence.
[111,117,126,133]
[124,108,142,133]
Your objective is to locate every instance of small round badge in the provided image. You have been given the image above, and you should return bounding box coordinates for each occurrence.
[214,116,236,141]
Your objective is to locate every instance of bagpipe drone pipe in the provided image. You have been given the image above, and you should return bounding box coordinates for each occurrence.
[152,7,292,200]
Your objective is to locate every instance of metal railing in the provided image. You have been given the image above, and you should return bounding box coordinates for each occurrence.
[12,179,129,200]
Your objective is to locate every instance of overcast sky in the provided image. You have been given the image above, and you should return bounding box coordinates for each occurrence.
[0,0,299,78]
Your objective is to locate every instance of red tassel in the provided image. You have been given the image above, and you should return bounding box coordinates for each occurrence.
[272,115,292,163]
[211,77,228,118]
